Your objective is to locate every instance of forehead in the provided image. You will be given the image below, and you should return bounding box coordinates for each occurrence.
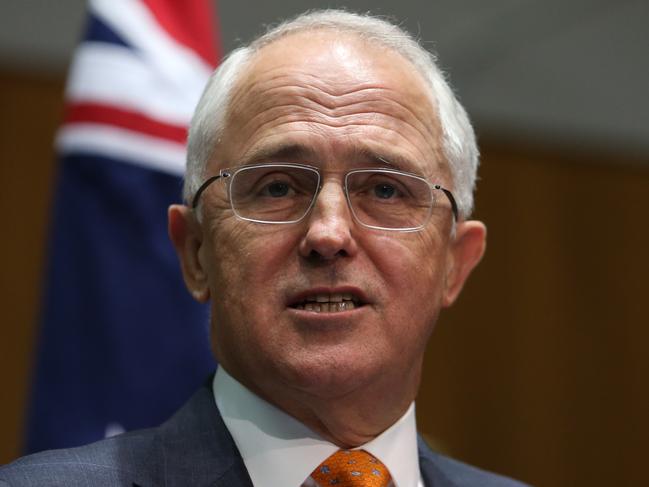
[216,30,445,176]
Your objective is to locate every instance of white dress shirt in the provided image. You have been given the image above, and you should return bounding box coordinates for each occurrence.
[213,367,424,487]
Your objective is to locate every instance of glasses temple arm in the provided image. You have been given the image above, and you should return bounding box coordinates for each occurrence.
[191,175,222,209]
[435,185,459,221]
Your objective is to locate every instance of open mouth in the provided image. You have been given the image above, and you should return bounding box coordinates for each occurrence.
[290,292,364,313]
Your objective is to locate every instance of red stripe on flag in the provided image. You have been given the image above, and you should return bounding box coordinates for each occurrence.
[140,0,220,67]
[65,103,188,144]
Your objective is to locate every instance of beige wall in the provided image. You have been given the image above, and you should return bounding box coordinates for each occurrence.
[1,70,648,487]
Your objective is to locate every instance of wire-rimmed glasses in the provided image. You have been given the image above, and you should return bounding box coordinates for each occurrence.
[191,163,458,232]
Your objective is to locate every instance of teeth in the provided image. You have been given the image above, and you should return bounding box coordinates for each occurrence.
[294,293,359,313]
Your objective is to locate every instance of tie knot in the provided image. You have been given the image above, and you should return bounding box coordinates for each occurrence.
[311,449,392,486]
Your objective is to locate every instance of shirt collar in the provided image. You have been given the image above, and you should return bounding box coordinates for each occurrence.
[213,366,421,487]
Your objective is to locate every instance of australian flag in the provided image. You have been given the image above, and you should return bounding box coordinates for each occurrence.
[26,0,219,453]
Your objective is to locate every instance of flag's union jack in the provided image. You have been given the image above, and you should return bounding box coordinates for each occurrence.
[26,0,219,453]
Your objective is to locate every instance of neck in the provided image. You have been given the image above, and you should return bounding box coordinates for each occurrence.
[225,359,423,448]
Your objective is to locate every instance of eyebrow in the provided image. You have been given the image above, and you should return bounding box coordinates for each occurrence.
[356,147,419,173]
[241,143,317,165]
[239,142,419,173]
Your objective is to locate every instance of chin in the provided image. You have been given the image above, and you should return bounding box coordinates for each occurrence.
[275,348,383,399]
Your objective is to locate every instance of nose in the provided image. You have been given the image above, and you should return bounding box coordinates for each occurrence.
[298,180,358,261]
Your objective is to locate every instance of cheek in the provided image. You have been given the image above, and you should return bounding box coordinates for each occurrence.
[206,223,297,365]
[365,231,449,333]
[370,231,447,290]
[206,221,298,312]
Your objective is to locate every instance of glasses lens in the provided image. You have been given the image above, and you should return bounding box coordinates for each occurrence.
[346,170,433,230]
[229,165,319,223]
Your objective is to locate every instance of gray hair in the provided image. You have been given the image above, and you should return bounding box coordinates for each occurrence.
[184,9,479,218]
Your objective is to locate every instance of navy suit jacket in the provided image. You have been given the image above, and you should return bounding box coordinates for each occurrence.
[0,383,529,486]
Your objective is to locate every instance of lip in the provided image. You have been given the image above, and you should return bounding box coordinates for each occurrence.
[286,286,370,308]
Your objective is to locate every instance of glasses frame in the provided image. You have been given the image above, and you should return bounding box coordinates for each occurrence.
[191,163,459,231]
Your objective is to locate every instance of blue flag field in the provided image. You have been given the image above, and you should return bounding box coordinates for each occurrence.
[26,0,219,453]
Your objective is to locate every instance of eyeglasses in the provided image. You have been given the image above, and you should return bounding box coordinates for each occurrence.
[191,163,458,232]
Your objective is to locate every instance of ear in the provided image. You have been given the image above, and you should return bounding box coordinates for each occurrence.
[168,204,210,303]
[442,220,487,307]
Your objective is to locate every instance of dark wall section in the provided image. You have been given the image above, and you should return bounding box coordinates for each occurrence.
[0,71,63,462]
[419,142,649,486]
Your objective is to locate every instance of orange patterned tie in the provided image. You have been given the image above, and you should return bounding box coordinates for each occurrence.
[310,449,392,486]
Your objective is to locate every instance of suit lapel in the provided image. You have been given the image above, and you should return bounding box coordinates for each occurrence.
[418,436,458,487]
[157,381,254,487]
[210,466,256,487]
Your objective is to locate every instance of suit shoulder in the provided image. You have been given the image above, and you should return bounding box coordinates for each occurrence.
[418,438,531,487]
[0,428,160,486]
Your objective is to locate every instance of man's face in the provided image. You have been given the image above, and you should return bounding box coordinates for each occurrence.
[173,31,485,406]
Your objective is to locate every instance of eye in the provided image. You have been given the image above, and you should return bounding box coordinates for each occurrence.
[373,183,397,199]
[264,181,291,197]
[347,172,410,203]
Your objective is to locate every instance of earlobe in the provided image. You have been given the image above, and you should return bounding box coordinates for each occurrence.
[168,205,211,303]
[442,220,487,307]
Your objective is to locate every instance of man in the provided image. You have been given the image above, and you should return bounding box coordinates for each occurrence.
[1,10,529,487]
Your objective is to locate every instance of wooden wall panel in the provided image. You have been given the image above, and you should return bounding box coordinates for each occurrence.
[0,71,63,463]
[418,146,649,486]
[1,70,648,487]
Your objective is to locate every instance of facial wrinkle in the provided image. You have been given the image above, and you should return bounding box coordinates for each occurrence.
[238,77,435,142]
[251,68,386,102]
[251,64,441,140]
[234,97,437,167]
